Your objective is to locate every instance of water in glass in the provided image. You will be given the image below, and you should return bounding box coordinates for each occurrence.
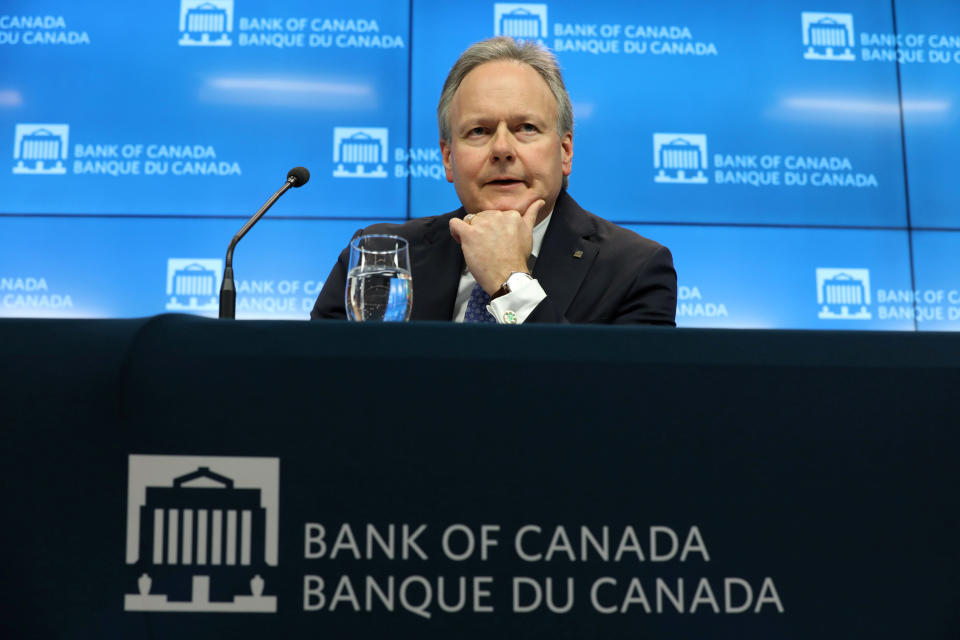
[345,234,413,322]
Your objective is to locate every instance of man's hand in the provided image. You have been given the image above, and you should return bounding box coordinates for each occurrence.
[449,199,545,295]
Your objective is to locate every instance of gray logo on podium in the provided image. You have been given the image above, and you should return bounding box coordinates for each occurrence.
[124,455,280,613]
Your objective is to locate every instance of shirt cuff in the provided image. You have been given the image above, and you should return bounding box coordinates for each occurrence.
[486,278,547,324]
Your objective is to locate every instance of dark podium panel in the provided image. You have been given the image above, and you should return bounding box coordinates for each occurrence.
[2,315,958,638]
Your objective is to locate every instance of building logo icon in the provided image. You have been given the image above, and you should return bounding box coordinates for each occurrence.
[653,133,708,184]
[179,0,233,47]
[124,455,280,613]
[802,12,855,61]
[816,268,872,319]
[165,258,222,313]
[332,127,389,178]
[12,124,69,175]
[494,3,548,39]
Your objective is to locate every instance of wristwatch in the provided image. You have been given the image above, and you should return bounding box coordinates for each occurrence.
[490,271,533,300]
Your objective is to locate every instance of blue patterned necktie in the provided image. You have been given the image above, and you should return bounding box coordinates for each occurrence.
[464,282,496,323]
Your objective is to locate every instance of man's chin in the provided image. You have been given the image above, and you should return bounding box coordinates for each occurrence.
[480,194,536,214]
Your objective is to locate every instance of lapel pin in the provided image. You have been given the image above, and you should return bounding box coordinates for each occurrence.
[573,250,583,259]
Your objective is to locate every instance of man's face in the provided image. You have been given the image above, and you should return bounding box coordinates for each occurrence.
[440,60,573,217]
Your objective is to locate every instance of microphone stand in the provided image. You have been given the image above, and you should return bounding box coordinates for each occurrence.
[219,174,299,319]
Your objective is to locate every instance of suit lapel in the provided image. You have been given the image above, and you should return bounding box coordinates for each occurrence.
[410,211,464,320]
[533,192,598,318]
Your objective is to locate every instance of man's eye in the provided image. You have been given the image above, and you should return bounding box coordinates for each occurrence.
[468,127,486,136]
[520,123,538,133]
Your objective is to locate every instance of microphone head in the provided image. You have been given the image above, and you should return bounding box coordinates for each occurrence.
[287,166,310,187]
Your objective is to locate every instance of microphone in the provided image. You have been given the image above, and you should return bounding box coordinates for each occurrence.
[218,167,310,319]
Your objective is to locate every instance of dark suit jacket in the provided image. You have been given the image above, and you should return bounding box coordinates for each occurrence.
[311,191,677,325]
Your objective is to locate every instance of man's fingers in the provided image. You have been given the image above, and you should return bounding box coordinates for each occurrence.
[448,217,466,244]
[522,199,546,229]
[452,203,540,245]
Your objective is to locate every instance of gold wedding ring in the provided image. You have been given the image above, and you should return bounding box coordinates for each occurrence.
[464,213,477,225]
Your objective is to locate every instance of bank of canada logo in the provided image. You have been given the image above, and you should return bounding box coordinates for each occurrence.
[494,4,548,39]
[816,268,871,319]
[165,258,222,313]
[653,133,708,184]
[12,124,69,175]
[124,455,279,613]
[332,127,389,178]
[179,0,233,47]
[802,12,855,61]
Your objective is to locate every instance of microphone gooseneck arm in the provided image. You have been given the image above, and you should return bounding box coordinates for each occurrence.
[219,167,310,319]
[224,177,295,268]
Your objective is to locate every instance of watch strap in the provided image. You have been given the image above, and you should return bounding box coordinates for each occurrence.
[490,271,533,300]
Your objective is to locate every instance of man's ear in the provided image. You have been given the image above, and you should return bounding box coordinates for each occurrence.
[560,131,573,177]
[440,139,455,183]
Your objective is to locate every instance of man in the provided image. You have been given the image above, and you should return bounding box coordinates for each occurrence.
[311,36,676,325]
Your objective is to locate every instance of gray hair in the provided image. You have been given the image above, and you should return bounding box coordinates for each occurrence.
[437,36,574,144]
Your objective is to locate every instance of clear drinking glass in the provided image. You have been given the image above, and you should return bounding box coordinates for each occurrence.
[345,234,413,322]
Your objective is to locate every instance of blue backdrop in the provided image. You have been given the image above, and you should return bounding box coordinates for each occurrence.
[2,0,957,329]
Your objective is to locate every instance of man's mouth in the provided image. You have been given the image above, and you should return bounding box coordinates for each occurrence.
[486,178,524,186]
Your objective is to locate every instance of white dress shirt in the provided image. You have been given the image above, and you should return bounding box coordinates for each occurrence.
[453,211,551,324]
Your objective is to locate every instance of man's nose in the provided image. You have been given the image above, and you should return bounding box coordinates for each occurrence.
[490,123,515,161]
